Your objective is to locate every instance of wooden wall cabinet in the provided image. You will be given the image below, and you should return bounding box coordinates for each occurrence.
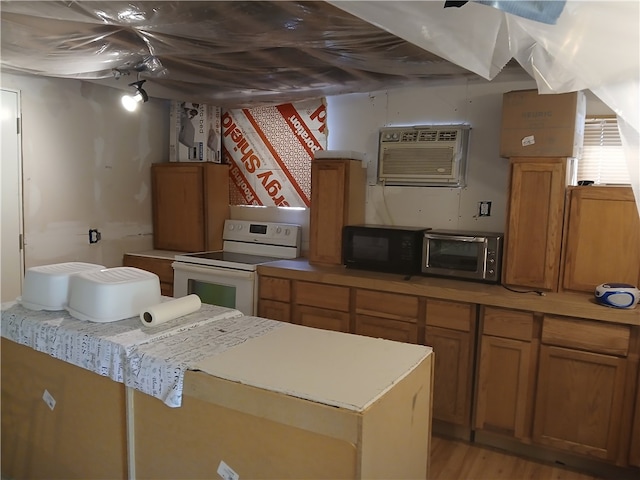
[532,315,631,462]
[123,253,175,296]
[355,289,420,343]
[474,306,537,440]
[258,276,291,323]
[502,158,571,291]
[152,163,229,252]
[308,158,366,266]
[294,281,351,333]
[425,300,476,428]
[561,186,640,293]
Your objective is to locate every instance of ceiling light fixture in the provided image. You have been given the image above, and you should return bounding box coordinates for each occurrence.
[121,80,148,112]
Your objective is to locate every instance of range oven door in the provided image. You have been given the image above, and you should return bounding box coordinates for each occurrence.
[172,262,256,316]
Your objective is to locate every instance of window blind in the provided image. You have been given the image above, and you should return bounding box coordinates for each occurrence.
[578,117,631,184]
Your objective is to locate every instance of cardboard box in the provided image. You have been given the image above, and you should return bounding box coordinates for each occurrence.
[169,102,222,162]
[500,89,586,158]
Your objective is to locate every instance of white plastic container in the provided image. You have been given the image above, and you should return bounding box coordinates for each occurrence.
[66,267,161,323]
[19,262,106,311]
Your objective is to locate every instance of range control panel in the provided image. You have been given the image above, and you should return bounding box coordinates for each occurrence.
[223,220,301,248]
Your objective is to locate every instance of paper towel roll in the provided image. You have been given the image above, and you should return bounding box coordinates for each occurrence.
[140,295,202,327]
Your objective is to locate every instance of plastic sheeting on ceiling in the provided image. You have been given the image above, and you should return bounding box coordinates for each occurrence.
[0,0,638,209]
[0,0,502,107]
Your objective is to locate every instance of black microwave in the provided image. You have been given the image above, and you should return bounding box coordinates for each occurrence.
[342,225,429,275]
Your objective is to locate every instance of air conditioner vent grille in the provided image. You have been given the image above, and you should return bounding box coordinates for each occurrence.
[418,131,438,142]
[378,124,470,187]
[381,148,454,176]
[437,130,458,142]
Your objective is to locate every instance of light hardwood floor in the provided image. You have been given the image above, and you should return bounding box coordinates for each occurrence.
[429,436,603,480]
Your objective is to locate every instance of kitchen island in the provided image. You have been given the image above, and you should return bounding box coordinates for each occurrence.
[1,302,433,479]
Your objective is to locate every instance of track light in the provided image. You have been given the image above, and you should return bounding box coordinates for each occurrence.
[121,80,148,112]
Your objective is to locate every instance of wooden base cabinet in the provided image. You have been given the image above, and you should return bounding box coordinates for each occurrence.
[355,289,420,343]
[425,300,476,428]
[295,281,350,333]
[532,315,632,462]
[258,276,292,323]
[123,253,175,296]
[474,307,537,440]
[630,368,640,467]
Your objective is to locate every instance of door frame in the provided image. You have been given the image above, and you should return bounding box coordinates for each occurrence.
[1,87,25,301]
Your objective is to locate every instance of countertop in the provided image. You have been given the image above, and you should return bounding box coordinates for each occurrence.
[257,259,640,326]
[124,249,187,260]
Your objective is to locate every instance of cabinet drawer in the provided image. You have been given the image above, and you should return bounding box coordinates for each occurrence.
[355,289,419,322]
[483,307,534,341]
[541,315,631,356]
[297,305,350,333]
[426,300,474,332]
[356,314,418,343]
[259,277,291,302]
[295,281,350,312]
[258,299,290,323]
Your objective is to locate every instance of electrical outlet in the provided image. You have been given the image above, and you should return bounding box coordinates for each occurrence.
[89,229,101,244]
[478,201,492,217]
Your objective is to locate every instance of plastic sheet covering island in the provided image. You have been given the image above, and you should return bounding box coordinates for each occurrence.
[0,301,284,407]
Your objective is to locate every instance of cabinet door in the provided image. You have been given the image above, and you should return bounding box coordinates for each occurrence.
[356,315,418,343]
[475,336,533,439]
[533,345,627,461]
[152,164,206,251]
[630,368,640,467]
[309,161,346,265]
[425,326,472,426]
[503,158,568,291]
[151,163,229,252]
[298,305,350,333]
[562,186,640,292]
[309,160,365,265]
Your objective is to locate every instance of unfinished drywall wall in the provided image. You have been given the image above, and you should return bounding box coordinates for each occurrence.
[324,72,536,232]
[0,72,168,269]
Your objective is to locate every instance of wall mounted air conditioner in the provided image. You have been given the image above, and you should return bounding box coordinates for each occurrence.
[377,124,471,187]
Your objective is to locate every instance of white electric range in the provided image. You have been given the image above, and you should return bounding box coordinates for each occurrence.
[172,220,301,316]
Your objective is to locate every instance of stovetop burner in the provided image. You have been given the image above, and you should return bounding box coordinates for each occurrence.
[178,251,286,266]
[173,220,302,271]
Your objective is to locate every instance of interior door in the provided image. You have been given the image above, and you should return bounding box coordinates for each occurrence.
[1,88,24,302]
